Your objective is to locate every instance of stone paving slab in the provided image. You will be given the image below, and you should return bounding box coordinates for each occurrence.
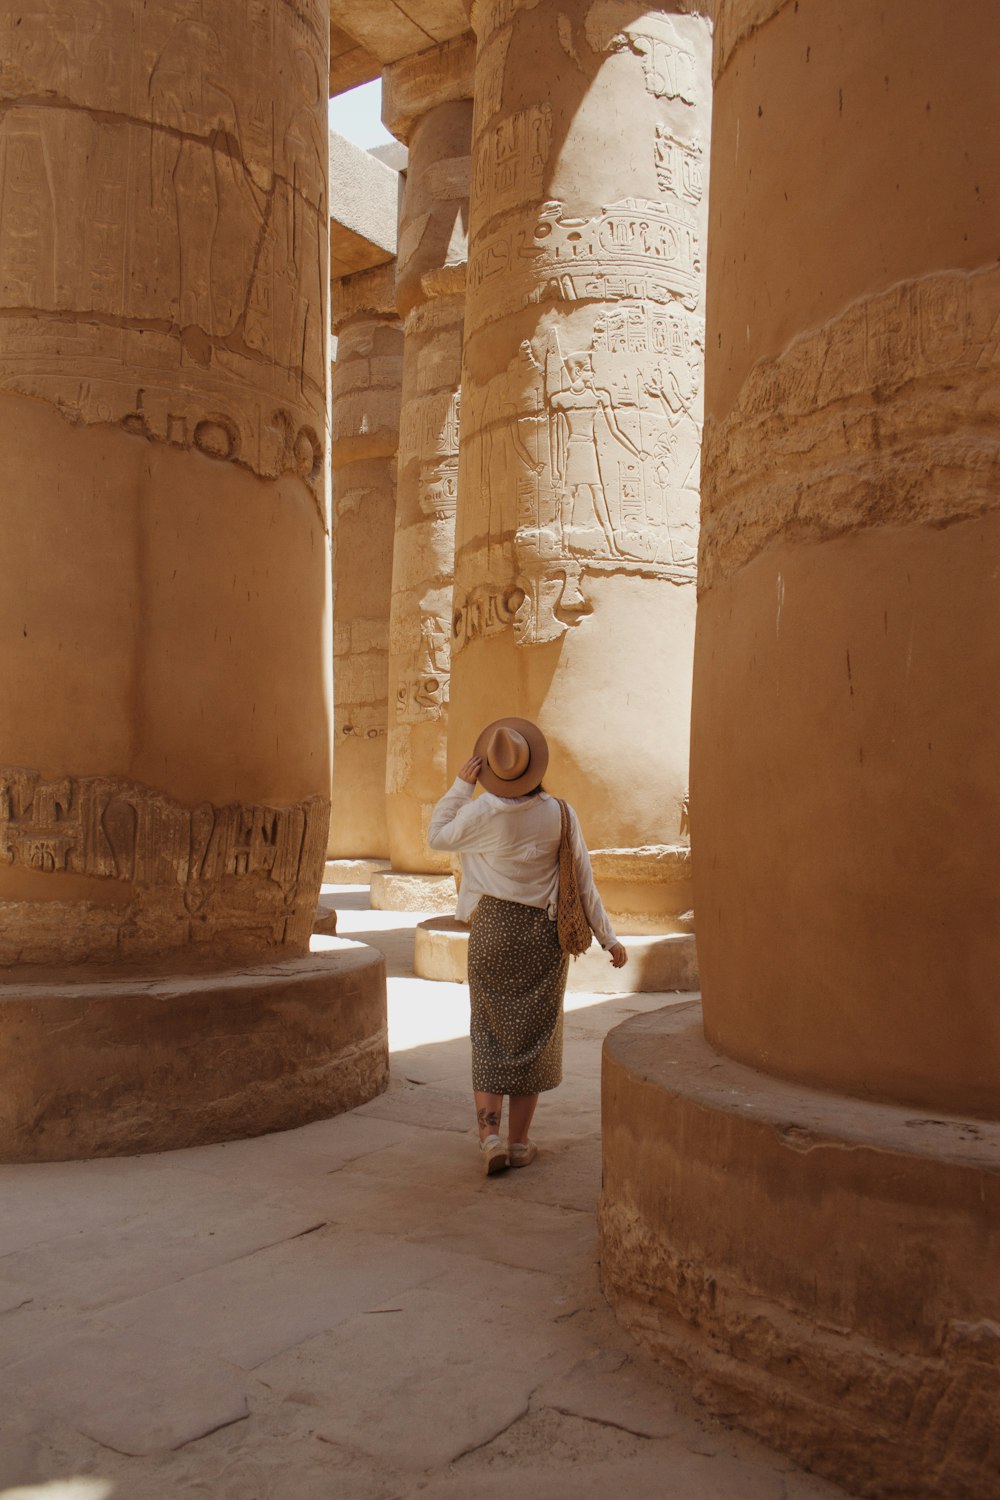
[0,1328,248,1455]
[255,1282,578,1471]
[102,1227,460,1370]
[353,1079,472,1133]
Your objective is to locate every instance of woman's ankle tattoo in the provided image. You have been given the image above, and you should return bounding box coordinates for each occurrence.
[477,1107,501,1131]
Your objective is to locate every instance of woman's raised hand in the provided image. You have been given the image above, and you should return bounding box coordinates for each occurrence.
[458,755,482,785]
[608,943,628,969]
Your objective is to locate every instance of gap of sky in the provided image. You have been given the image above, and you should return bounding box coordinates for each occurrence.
[328,79,395,149]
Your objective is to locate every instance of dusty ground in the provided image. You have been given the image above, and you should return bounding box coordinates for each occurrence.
[0,889,856,1500]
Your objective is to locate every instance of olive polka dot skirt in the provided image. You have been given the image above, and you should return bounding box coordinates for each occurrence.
[468,895,570,1095]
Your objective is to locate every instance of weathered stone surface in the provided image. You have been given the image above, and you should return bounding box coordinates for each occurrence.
[328,129,399,279]
[328,297,403,862]
[600,1004,1000,1500]
[370,869,458,911]
[448,0,710,931]
[324,857,391,884]
[0,944,388,1162]
[0,1329,249,1455]
[414,916,699,992]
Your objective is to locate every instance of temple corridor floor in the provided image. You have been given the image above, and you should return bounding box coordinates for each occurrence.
[0,888,856,1500]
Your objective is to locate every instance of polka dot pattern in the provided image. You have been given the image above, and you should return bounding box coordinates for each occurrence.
[468,895,570,1095]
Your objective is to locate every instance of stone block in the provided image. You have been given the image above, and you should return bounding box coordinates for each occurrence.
[328,129,400,278]
[600,1002,1000,1500]
[324,857,391,884]
[0,943,388,1162]
[369,870,458,912]
[414,917,699,993]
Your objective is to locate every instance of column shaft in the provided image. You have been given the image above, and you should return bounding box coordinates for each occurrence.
[0,0,331,961]
[384,42,473,876]
[450,0,711,930]
[328,266,402,861]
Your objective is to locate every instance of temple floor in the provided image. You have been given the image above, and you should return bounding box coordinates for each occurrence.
[0,888,855,1500]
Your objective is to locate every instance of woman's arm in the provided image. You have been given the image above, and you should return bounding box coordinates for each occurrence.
[427,760,503,853]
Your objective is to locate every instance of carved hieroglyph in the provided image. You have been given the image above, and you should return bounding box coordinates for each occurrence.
[0,0,330,963]
[0,766,328,962]
[0,0,329,497]
[329,284,403,859]
[385,71,473,874]
[450,2,709,876]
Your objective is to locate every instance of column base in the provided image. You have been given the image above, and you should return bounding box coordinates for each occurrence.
[413,916,699,993]
[369,870,458,913]
[324,858,391,884]
[0,943,388,1163]
[599,1002,1000,1500]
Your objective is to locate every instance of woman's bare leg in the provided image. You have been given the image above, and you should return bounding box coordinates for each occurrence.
[508,1093,539,1145]
[474,1090,504,1143]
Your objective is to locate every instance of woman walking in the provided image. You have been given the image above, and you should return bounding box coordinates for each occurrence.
[428,717,628,1175]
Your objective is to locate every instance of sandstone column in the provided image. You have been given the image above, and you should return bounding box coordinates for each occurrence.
[373,38,474,914]
[0,0,386,1159]
[327,265,403,870]
[601,5,1000,1496]
[449,0,710,935]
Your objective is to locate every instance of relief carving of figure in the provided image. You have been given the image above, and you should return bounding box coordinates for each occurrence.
[548,348,646,558]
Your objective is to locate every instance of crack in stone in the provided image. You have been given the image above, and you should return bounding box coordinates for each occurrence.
[540,1401,656,1442]
[449,1393,535,1463]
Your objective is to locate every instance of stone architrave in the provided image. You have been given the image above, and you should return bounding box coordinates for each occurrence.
[0,0,387,1158]
[328,263,403,861]
[601,4,1000,1497]
[449,0,710,933]
[382,38,474,884]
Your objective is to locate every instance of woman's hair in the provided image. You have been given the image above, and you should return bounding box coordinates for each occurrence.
[525,782,545,797]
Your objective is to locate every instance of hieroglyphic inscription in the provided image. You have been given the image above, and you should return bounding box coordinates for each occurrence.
[468,197,702,331]
[0,0,328,491]
[608,30,698,104]
[472,104,551,225]
[0,766,328,949]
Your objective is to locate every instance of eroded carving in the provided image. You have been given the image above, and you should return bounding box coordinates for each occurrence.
[0,0,328,492]
[0,765,328,955]
[700,266,1000,592]
[609,30,698,103]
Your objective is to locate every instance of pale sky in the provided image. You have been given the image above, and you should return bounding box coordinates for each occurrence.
[328,79,395,149]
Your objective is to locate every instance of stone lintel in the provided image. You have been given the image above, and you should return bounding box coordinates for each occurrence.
[382,34,476,142]
[329,129,400,280]
[599,1002,1000,1500]
[0,944,388,1162]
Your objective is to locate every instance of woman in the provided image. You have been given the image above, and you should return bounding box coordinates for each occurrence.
[428,716,628,1176]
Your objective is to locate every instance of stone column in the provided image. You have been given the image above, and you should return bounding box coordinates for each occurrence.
[601,4,1000,1496]
[372,38,474,915]
[327,265,403,871]
[0,0,386,1159]
[449,0,710,937]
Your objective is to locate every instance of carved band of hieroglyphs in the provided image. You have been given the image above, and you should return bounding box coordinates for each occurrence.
[700,268,1000,593]
[467,198,702,332]
[399,389,462,468]
[0,766,328,895]
[392,606,451,722]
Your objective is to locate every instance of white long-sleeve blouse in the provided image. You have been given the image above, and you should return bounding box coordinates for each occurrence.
[427,777,619,950]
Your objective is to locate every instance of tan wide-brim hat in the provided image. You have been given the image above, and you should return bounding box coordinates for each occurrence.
[473,716,549,797]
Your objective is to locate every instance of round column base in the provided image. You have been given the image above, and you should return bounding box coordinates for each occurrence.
[599,1002,1000,1500]
[323,858,391,885]
[0,943,388,1163]
[369,870,458,913]
[414,916,699,993]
